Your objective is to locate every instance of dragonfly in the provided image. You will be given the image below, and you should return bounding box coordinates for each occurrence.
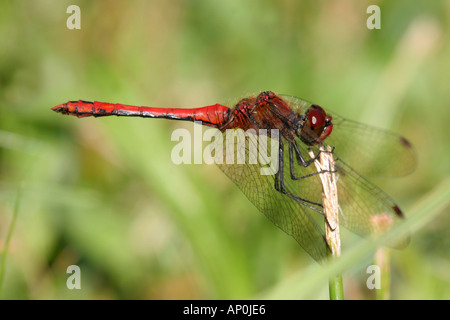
[52,91,416,263]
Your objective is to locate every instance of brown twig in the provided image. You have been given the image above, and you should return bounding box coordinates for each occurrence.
[309,145,343,299]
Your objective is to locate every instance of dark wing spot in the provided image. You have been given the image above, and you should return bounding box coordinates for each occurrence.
[392,205,404,218]
[399,137,412,148]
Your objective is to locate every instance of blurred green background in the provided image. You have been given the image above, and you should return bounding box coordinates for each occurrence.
[0,0,449,299]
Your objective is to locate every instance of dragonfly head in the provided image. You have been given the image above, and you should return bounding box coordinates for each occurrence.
[298,104,333,146]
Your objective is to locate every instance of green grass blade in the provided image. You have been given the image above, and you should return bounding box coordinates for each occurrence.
[259,179,450,299]
[0,184,22,298]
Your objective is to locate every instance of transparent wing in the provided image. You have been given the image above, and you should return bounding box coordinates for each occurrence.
[333,158,410,248]
[212,129,329,263]
[281,95,417,178]
[210,127,409,263]
[294,136,410,248]
[326,114,417,178]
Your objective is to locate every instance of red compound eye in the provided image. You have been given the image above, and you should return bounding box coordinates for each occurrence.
[299,105,333,146]
[308,106,326,129]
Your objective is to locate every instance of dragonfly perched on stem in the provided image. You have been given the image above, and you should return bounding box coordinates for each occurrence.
[52,91,416,262]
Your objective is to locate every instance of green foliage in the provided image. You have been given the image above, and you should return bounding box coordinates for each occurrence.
[0,0,449,299]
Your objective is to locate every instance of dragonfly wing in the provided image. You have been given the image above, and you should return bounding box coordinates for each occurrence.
[333,158,410,248]
[280,95,416,178]
[212,126,409,263]
[325,114,417,178]
[294,137,410,249]
[214,130,329,263]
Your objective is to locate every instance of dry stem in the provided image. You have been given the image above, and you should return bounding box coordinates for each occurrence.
[309,145,343,299]
[309,145,340,257]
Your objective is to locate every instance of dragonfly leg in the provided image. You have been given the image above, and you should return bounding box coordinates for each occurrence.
[289,142,332,181]
[292,140,319,167]
[274,139,285,193]
[292,140,335,167]
[274,139,325,216]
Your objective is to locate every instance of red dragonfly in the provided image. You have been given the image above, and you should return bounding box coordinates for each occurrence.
[52,91,416,262]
